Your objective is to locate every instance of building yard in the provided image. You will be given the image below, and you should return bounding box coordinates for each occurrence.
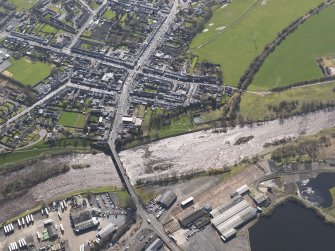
[189,0,325,86]
[57,111,87,129]
[251,4,335,91]
[0,153,122,223]
[239,82,335,121]
[120,110,335,185]
[3,57,53,86]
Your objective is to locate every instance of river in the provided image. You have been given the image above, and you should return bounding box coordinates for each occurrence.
[249,200,335,251]
[120,109,335,185]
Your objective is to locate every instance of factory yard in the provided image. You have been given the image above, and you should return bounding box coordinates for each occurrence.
[0,153,122,223]
[0,193,130,251]
[182,226,251,251]
[120,110,335,185]
[164,163,266,235]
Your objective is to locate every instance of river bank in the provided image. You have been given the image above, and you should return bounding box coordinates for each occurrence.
[120,110,335,184]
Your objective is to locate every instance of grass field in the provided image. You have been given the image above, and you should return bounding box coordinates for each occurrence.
[57,111,87,128]
[325,187,335,217]
[9,0,38,11]
[250,4,335,91]
[141,108,221,139]
[0,139,92,166]
[189,0,324,86]
[4,57,52,86]
[134,186,156,204]
[103,9,116,20]
[239,82,335,121]
[124,107,226,149]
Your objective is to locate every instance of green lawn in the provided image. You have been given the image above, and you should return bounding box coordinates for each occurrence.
[103,9,116,20]
[158,115,194,138]
[40,24,59,34]
[8,0,38,11]
[57,111,87,128]
[116,190,131,207]
[239,82,335,121]
[251,4,335,91]
[4,57,52,86]
[133,107,224,145]
[190,0,324,86]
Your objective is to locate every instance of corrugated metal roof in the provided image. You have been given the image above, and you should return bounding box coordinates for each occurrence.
[216,206,257,235]
[211,200,249,226]
[97,223,117,239]
[236,184,249,195]
[159,190,177,208]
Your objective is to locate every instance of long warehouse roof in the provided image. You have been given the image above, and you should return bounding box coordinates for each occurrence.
[211,200,249,227]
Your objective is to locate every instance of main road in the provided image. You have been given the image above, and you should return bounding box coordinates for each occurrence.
[108,1,181,250]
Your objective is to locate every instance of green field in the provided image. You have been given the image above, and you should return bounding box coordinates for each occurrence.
[239,82,335,121]
[124,107,226,149]
[103,9,116,20]
[190,0,324,86]
[251,4,335,91]
[57,112,87,128]
[40,24,59,34]
[0,139,92,166]
[8,0,38,11]
[4,57,52,86]
[325,187,335,217]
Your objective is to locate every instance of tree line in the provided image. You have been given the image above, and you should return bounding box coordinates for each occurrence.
[271,135,332,162]
[237,0,335,91]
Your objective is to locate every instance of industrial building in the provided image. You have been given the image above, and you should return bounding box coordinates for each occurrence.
[252,193,269,206]
[181,196,194,208]
[210,196,244,218]
[235,184,249,195]
[211,200,249,227]
[179,207,207,228]
[211,198,257,242]
[70,207,100,233]
[145,238,163,251]
[97,223,117,239]
[158,190,177,208]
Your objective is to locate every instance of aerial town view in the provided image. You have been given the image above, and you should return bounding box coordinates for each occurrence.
[0,0,334,250]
